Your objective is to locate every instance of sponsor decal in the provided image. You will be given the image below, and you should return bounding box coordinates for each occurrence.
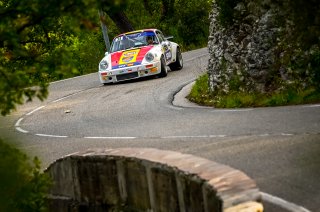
[111,46,153,69]
[119,49,140,64]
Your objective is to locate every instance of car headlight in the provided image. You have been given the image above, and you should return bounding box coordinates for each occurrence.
[99,60,108,70]
[145,52,154,62]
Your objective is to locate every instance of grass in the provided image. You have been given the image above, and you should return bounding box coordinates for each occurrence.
[187,74,214,106]
[187,73,320,108]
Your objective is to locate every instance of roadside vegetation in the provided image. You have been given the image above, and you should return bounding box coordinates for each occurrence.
[0,139,51,212]
[188,73,320,108]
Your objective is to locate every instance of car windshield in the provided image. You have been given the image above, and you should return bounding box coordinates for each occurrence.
[110,31,158,53]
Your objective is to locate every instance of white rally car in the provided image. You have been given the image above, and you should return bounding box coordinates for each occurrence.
[99,29,183,84]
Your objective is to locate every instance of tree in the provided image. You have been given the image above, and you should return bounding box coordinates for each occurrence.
[160,0,175,21]
[107,11,134,33]
[0,0,101,116]
[0,139,51,211]
[100,0,134,33]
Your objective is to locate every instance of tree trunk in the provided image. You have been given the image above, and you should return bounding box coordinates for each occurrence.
[108,11,134,33]
[98,10,110,51]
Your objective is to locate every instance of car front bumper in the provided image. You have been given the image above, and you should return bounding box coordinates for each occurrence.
[99,61,161,84]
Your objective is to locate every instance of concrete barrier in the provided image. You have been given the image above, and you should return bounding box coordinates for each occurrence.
[46,148,263,211]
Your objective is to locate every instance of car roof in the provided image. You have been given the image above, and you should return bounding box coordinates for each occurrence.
[115,29,158,38]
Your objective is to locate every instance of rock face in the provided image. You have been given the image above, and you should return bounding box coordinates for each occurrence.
[208,1,281,94]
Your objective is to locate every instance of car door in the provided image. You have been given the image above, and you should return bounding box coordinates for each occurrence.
[156,30,172,64]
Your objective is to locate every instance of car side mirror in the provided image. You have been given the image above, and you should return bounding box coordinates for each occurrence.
[105,51,109,56]
[164,36,173,40]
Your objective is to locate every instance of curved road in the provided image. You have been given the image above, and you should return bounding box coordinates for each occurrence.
[1,48,319,211]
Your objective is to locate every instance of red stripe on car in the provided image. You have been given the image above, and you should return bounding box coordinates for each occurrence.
[111,52,122,67]
[136,46,153,62]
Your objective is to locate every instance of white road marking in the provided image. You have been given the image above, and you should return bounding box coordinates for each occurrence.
[36,134,68,138]
[161,135,227,139]
[261,192,311,212]
[303,104,320,108]
[161,135,208,139]
[26,106,45,116]
[281,133,294,136]
[14,131,311,139]
[15,118,24,127]
[52,88,94,103]
[16,127,29,133]
[50,73,96,84]
[84,136,136,139]
[52,96,70,103]
[209,135,226,138]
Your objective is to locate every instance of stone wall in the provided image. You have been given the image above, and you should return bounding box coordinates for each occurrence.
[208,1,281,94]
[46,148,263,211]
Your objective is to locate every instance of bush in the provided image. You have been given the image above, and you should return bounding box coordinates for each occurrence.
[0,139,51,212]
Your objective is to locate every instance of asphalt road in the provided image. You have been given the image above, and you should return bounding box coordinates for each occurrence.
[1,48,319,211]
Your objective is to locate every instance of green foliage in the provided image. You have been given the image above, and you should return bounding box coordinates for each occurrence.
[188,74,320,108]
[54,32,105,78]
[270,0,320,92]
[187,73,214,106]
[0,139,51,212]
[214,92,255,108]
[173,0,211,49]
[309,49,320,91]
[215,0,241,26]
[124,0,211,51]
[279,0,320,51]
[0,0,103,115]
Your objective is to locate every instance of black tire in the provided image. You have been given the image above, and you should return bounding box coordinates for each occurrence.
[169,48,183,71]
[159,56,167,77]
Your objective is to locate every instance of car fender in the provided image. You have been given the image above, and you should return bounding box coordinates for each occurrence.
[169,42,179,64]
[99,54,112,72]
[141,45,163,64]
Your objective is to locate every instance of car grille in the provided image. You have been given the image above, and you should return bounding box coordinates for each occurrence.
[116,72,139,81]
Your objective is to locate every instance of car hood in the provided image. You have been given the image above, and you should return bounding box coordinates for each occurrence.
[110,46,154,69]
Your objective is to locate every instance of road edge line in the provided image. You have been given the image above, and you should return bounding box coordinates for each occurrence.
[261,192,311,212]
